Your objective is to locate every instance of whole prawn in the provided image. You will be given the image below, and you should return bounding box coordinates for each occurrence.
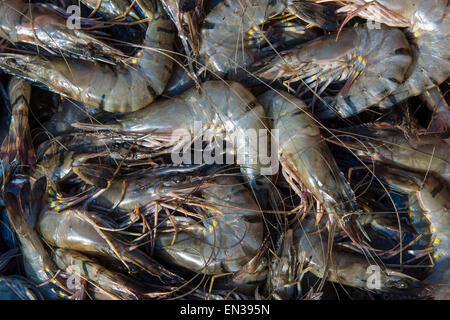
[257,23,412,119]
[319,0,450,133]
[293,214,420,294]
[0,0,175,112]
[37,207,184,284]
[73,81,271,191]
[326,123,450,180]
[258,90,363,247]
[154,175,264,275]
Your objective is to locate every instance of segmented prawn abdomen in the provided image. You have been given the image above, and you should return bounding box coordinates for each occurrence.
[138,6,175,98]
[199,0,285,78]
[0,0,21,41]
[380,9,450,108]
[334,25,412,117]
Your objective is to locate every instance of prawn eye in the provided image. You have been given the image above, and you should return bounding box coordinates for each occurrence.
[172,176,183,184]
[391,279,409,289]
[397,280,409,289]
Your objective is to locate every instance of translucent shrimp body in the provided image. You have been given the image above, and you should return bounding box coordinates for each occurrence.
[258,23,412,118]
[327,123,450,180]
[73,81,270,189]
[53,248,146,300]
[293,216,420,293]
[38,208,180,280]
[325,0,450,123]
[3,186,66,300]
[0,0,124,62]
[258,90,358,222]
[0,0,175,112]
[155,176,264,274]
[200,0,285,79]
[79,0,141,21]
